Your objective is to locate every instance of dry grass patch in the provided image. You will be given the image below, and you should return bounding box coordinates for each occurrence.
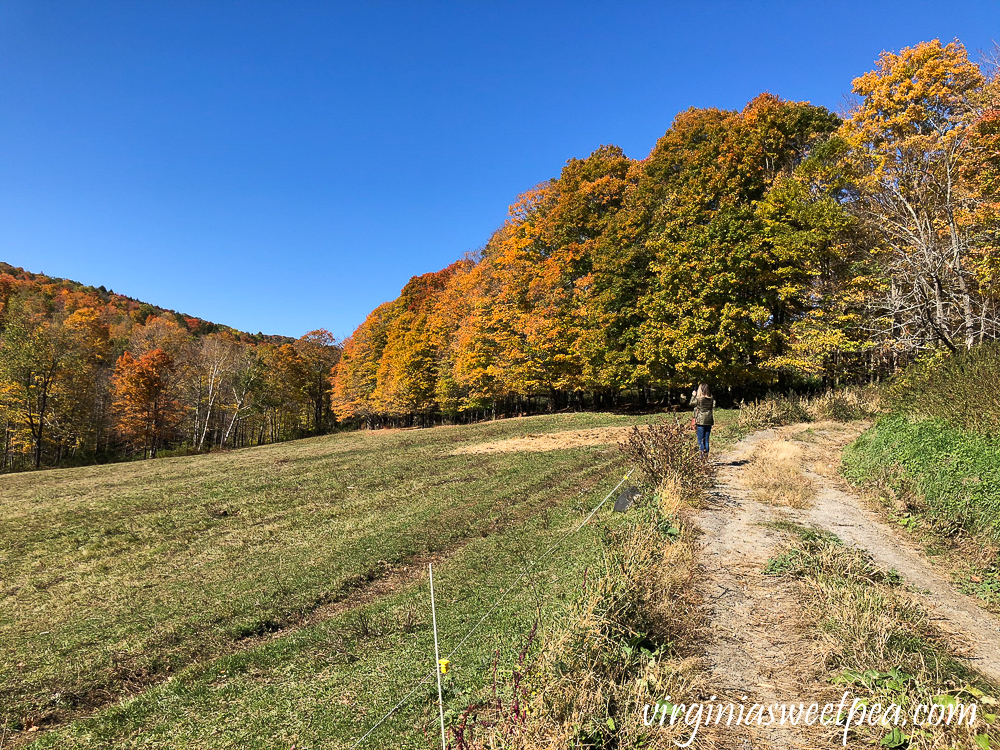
[786,421,869,480]
[449,426,632,455]
[766,530,1000,749]
[745,439,815,508]
[744,423,867,506]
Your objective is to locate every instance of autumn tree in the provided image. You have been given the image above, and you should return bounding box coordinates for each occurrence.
[111,348,183,458]
[294,329,340,433]
[186,334,238,450]
[47,306,114,460]
[841,39,1000,353]
[513,146,633,400]
[0,295,73,467]
[129,314,191,359]
[752,151,871,381]
[424,257,479,416]
[331,303,394,425]
[258,343,306,439]
[963,68,1000,299]
[219,340,263,447]
[634,95,841,386]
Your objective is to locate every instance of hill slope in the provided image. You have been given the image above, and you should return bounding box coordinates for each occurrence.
[0,261,337,470]
[1,411,652,748]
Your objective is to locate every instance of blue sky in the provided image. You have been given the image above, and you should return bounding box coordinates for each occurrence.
[2,1,997,338]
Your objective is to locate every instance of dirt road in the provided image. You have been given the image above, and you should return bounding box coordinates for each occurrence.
[691,423,1000,749]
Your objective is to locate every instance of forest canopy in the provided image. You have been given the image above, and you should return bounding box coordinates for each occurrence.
[330,40,1000,425]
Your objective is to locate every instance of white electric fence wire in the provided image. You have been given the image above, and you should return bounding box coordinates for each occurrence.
[348,468,635,749]
[429,564,447,750]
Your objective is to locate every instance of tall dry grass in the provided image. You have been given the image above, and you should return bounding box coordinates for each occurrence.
[885,343,1000,435]
[734,387,880,437]
[506,479,705,749]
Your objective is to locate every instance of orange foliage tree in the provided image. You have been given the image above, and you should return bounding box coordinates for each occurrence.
[840,39,1000,352]
[111,349,183,458]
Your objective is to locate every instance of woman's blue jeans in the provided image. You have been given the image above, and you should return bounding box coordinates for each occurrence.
[696,424,712,455]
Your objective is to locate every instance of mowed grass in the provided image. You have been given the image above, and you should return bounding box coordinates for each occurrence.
[2,412,655,747]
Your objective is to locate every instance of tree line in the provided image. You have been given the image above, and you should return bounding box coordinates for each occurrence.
[0,265,340,470]
[331,39,1000,426]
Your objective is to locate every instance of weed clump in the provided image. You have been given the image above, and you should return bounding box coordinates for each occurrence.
[733,387,880,436]
[762,530,901,586]
[619,419,714,503]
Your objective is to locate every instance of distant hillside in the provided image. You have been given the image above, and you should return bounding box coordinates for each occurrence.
[0,261,291,343]
[0,261,339,470]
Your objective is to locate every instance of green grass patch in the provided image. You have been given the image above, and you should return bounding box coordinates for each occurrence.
[842,414,1000,548]
[22,499,612,749]
[0,411,653,745]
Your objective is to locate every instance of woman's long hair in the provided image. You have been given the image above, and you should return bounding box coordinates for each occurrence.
[696,382,712,399]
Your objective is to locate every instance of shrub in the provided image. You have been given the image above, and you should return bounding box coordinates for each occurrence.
[885,342,1000,435]
[618,419,714,502]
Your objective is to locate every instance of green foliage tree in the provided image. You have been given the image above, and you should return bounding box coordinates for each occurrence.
[0,295,72,467]
[635,94,842,385]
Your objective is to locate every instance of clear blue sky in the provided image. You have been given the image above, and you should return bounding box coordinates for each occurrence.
[2,1,997,339]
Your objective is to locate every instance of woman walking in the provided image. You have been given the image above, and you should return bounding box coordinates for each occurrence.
[693,383,714,457]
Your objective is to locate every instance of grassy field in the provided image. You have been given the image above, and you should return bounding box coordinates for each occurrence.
[1,411,692,749]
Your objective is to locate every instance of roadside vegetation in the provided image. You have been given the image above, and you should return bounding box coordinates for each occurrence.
[764,525,999,749]
[724,385,1000,748]
[843,344,1000,612]
[727,386,879,439]
[438,419,714,749]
